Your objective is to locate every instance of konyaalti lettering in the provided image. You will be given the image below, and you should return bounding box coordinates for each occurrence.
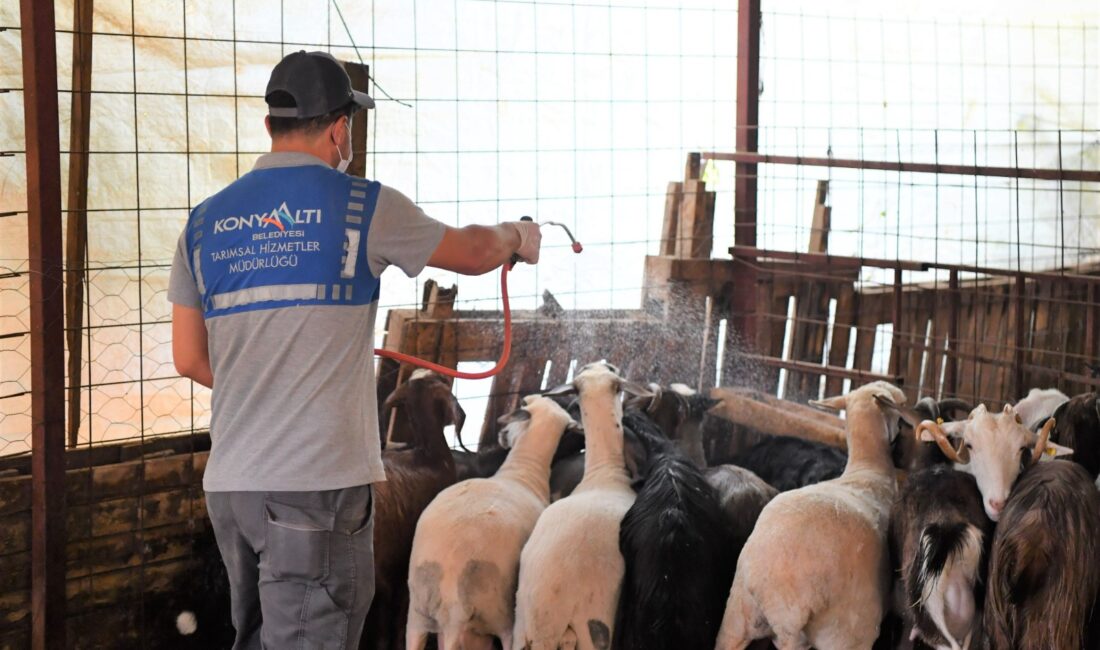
[212,205,323,234]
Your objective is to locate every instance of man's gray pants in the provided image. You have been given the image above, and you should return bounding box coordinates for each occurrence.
[206,485,375,650]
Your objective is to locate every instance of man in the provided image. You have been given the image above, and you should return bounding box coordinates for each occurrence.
[168,50,541,649]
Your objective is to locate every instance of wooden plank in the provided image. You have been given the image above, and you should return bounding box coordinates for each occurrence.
[1013,276,1027,400]
[808,180,830,254]
[979,285,1010,404]
[927,289,950,398]
[0,522,209,626]
[65,0,94,449]
[660,182,683,256]
[786,282,830,401]
[684,152,702,181]
[677,180,715,259]
[341,62,371,178]
[944,270,961,396]
[824,285,856,395]
[851,314,878,385]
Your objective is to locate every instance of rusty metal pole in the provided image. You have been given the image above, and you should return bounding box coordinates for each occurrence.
[20,0,68,646]
[728,0,761,354]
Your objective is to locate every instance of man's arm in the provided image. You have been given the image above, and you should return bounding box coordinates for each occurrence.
[427,222,540,275]
[172,304,213,388]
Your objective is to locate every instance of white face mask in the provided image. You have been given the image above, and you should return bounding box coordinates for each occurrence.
[335,120,352,173]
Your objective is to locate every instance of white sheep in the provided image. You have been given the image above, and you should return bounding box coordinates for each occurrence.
[513,362,646,650]
[716,381,906,650]
[405,396,576,650]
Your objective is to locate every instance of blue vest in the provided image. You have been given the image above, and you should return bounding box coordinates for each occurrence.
[185,166,381,319]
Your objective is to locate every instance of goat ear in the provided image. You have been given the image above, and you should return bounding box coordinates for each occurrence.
[918,420,965,442]
[1040,441,1074,460]
[543,383,577,397]
[497,408,532,426]
[810,394,846,412]
[447,393,466,435]
[893,404,926,429]
[381,383,410,414]
[620,379,655,398]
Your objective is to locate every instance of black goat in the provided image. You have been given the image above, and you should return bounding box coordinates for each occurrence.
[1051,392,1100,479]
[363,371,461,650]
[891,396,973,471]
[615,411,735,650]
[983,460,1100,650]
[889,464,992,650]
[703,464,776,554]
[728,435,847,492]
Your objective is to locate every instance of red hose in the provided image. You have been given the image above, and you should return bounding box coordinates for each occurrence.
[373,264,512,380]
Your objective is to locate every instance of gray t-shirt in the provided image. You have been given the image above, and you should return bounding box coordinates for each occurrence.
[168,152,445,491]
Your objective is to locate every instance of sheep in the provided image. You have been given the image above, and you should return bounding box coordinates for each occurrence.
[983,460,1100,650]
[473,398,587,481]
[1012,386,1069,432]
[614,412,736,650]
[1050,392,1100,479]
[889,464,993,650]
[715,381,906,650]
[513,362,648,650]
[405,396,576,650]
[364,370,463,650]
[548,422,647,502]
[916,403,1073,521]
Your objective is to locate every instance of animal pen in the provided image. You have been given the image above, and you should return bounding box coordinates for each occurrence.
[1,0,1098,647]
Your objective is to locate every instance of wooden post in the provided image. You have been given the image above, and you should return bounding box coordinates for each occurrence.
[20,0,68,645]
[342,62,371,178]
[659,182,682,256]
[65,0,94,448]
[735,0,760,249]
[677,180,715,258]
[1087,283,1098,367]
[730,0,761,349]
[890,268,905,380]
[808,180,830,254]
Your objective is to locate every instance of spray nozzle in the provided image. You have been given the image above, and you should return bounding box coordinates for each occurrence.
[538,220,583,254]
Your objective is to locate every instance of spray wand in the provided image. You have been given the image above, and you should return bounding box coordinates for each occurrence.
[373,217,582,379]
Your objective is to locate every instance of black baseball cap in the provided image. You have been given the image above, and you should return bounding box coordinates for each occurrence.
[265,51,375,118]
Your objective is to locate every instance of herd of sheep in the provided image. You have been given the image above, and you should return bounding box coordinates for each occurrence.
[176,364,1100,650]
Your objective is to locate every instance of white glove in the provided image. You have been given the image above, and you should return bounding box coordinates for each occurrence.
[509,221,542,264]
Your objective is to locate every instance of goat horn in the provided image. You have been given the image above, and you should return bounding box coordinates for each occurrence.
[937,398,973,417]
[916,419,968,464]
[1032,417,1056,464]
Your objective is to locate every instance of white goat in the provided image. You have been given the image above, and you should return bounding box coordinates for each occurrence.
[513,362,645,650]
[916,403,1073,521]
[405,396,575,650]
[1012,387,1069,432]
[716,381,906,650]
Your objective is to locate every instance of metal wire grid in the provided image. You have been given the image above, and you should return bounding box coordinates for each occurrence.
[0,0,737,459]
[0,2,1096,456]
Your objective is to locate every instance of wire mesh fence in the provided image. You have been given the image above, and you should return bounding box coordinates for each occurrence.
[0,2,1097,642]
